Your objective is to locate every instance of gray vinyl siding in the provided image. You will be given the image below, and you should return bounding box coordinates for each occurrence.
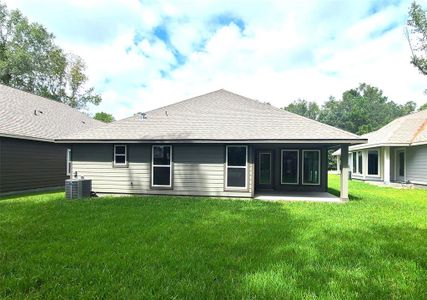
[406,144,427,184]
[0,137,67,194]
[72,144,253,198]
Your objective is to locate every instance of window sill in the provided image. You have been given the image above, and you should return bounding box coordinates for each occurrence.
[113,164,128,168]
[224,187,249,192]
[151,185,173,190]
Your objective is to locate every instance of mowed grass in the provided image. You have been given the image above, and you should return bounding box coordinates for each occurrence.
[0,176,426,299]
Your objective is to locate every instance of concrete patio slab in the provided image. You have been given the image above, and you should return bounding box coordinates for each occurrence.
[254,192,343,203]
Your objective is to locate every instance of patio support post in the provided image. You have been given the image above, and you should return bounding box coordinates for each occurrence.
[383,146,390,184]
[340,144,349,201]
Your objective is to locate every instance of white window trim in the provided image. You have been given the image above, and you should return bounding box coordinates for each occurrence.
[113,145,127,166]
[280,149,299,185]
[367,149,380,176]
[302,149,321,185]
[356,151,363,175]
[258,151,272,185]
[151,145,172,188]
[225,145,248,190]
[66,148,72,176]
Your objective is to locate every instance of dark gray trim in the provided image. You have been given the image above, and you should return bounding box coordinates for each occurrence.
[56,139,367,144]
[1,133,53,143]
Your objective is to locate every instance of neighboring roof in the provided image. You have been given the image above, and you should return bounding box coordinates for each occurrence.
[58,89,365,144]
[0,84,102,142]
[332,109,427,155]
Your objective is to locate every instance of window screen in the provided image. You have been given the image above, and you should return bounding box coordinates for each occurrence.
[303,150,320,185]
[152,145,172,187]
[226,146,247,188]
[281,150,299,184]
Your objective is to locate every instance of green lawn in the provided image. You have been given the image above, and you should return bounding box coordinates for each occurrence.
[0,176,426,299]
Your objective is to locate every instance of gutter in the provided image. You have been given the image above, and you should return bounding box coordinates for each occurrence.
[54,138,368,145]
[0,133,53,143]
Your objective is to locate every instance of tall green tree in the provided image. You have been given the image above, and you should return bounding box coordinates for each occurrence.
[0,2,101,109]
[283,99,320,120]
[318,83,416,135]
[94,112,115,123]
[407,1,427,75]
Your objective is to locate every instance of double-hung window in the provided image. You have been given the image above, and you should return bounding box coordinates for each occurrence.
[281,150,299,184]
[367,150,379,175]
[114,145,127,166]
[152,145,172,187]
[302,150,320,185]
[226,145,248,189]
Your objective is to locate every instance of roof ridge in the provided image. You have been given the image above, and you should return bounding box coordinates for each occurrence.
[212,89,361,138]
[0,83,93,115]
[88,89,229,124]
[410,117,427,144]
[118,88,358,140]
[57,89,365,142]
[385,110,427,143]
[145,89,226,115]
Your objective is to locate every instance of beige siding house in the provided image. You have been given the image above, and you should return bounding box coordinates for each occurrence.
[58,90,366,200]
[0,84,102,196]
[333,110,427,186]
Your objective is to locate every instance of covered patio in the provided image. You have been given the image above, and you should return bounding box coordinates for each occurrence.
[252,144,351,202]
[254,191,341,203]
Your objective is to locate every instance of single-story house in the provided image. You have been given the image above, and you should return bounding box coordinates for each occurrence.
[57,90,366,200]
[0,84,102,196]
[332,109,427,186]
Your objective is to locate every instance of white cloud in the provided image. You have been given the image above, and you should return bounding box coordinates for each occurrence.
[4,0,427,119]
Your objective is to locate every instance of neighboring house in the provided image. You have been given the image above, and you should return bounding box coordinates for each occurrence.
[333,110,427,186]
[57,90,366,200]
[0,84,102,195]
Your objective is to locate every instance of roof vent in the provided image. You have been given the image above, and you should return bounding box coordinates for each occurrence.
[34,110,43,116]
[136,112,147,119]
[81,121,86,124]
[165,110,168,116]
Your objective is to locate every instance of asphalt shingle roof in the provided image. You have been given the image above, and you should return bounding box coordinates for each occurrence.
[59,89,363,143]
[0,84,102,141]
[333,109,427,154]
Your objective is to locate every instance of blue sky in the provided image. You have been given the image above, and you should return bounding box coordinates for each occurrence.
[4,0,427,119]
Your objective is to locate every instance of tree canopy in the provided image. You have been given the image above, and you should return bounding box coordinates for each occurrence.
[284,83,417,135]
[94,112,115,123]
[0,3,101,109]
[407,1,427,75]
[283,99,320,120]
